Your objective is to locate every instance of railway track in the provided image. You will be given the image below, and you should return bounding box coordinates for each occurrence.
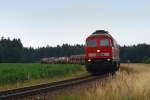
[0,74,108,100]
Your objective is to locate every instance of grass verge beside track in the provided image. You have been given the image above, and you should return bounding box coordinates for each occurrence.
[56,64,150,100]
[0,63,87,91]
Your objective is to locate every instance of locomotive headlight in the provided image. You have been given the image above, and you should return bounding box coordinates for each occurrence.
[107,59,111,61]
[97,49,101,53]
[88,59,91,62]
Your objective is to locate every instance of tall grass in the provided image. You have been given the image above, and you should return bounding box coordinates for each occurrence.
[57,64,150,100]
[0,63,83,85]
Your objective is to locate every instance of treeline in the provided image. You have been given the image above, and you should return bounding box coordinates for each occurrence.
[0,37,150,63]
[0,37,23,62]
[0,37,84,63]
[120,44,150,63]
[22,44,84,62]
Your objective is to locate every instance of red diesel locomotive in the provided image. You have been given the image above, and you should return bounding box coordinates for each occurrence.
[85,30,120,74]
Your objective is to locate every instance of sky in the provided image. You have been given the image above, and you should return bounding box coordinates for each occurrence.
[0,0,150,48]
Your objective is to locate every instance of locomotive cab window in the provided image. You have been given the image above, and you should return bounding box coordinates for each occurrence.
[100,39,109,46]
[86,40,97,47]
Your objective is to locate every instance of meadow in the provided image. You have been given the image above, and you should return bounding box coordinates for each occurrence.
[0,63,86,91]
[56,64,150,100]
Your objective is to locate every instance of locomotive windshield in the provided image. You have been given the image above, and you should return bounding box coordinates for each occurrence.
[86,40,96,47]
[100,39,109,46]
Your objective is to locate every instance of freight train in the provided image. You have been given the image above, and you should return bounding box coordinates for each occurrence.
[41,30,120,74]
[85,30,120,74]
[41,55,85,64]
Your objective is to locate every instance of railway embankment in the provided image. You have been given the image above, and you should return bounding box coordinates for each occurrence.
[53,64,150,100]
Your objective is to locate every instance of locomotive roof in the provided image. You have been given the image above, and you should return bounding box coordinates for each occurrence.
[92,30,108,34]
[89,30,113,38]
[87,30,119,46]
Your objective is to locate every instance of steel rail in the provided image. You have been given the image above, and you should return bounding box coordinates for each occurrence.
[0,74,107,100]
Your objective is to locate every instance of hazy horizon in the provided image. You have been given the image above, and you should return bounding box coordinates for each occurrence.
[0,0,150,48]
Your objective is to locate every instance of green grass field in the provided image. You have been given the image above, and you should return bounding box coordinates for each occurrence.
[0,63,86,91]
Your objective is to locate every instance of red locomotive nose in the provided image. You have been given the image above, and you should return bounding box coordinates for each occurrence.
[85,37,112,59]
[85,30,120,74]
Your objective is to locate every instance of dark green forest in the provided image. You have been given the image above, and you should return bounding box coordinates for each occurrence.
[0,37,150,63]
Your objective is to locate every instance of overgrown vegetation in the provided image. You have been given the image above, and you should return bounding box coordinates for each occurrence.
[56,64,150,100]
[0,63,84,85]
